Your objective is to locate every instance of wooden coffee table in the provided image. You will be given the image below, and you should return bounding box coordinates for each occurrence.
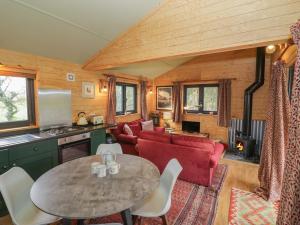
[30,154,160,225]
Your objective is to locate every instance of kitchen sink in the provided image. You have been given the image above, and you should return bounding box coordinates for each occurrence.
[0,134,42,147]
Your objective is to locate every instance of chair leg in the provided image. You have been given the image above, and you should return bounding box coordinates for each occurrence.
[160,215,168,225]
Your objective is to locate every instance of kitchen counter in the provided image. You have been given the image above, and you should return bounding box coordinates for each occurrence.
[0,124,116,149]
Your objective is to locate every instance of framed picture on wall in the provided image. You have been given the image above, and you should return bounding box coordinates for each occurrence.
[82,82,95,98]
[156,86,173,110]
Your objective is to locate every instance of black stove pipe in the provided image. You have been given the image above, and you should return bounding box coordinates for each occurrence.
[242,47,265,137]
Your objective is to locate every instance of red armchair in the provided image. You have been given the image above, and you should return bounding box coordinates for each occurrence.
[110,119,165,155]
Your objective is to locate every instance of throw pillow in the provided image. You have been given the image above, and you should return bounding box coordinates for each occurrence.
[129,124,141,136]
[141,120,154,131]
[123,124,133,136]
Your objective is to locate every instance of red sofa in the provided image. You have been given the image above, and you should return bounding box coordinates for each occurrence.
[136,131,225,186]
[110,119,165,155]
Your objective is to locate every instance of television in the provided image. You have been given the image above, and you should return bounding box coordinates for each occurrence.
[182,121,200,133]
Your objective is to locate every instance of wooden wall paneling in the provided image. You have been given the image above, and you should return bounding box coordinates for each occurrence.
[149,48,271,142]
[83,0,298,70]
[0,48,140,126]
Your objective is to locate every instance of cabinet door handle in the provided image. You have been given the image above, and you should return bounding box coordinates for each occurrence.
[33,147,39,152]
[12,163,16,167]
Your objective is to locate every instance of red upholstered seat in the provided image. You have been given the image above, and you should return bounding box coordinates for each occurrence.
[137,132,226,186]
[110,119,165,155]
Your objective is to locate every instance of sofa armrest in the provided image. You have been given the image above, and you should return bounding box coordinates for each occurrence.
[110,127,121,137]
[154,127,165,133]
[117,134,138,144]
[209,143,225,168]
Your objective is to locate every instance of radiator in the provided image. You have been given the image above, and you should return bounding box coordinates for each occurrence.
[228,118,266,156]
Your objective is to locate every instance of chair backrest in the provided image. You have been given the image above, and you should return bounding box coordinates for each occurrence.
[0,167,34,225]
[159,159,183,215]
[96,143,123,155]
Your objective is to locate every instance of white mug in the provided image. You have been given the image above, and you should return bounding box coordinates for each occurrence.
[96,164,107,178]
[102,153,117,166]
[91,162,100,175]
[107,161,120,175]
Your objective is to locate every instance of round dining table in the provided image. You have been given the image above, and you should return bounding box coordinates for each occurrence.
[30,154,160,225]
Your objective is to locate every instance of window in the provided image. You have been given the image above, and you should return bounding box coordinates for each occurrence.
[0,75,35,129]
[184,84,219,114]
[116,83,137,115]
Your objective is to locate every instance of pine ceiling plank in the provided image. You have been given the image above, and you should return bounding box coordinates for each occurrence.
[83,0,300,70]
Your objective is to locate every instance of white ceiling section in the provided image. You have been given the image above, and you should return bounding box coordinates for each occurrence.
[0,0,162,64]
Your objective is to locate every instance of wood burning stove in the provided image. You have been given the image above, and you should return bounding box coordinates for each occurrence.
[235,136,256,158]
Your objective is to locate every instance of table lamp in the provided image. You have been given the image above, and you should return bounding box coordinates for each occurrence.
[163,112,172,128]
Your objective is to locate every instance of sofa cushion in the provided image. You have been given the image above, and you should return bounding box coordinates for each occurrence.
[129,124,142,136]
[117,119,143,134]
[171,135,215,152]
[141,120,154,131]
[118,134,138,144]
[154,127,165,133]
[123,124,133,136]
[139,131,171,143]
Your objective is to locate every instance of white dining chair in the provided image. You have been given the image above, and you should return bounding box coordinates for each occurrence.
[0,167,61,225]
[131,158,183,225]
[96,143,123,155]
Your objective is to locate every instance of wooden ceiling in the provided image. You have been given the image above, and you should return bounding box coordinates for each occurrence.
[83,0,300,71]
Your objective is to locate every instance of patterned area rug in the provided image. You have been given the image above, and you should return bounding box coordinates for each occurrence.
[88,164,228,225]
[228,188,279,225]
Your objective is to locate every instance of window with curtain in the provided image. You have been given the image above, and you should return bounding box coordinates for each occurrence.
[0,75,35,129]
[116,82,137,115]
[183,84,219,114]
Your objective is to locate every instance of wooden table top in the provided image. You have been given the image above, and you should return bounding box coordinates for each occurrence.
[30,154,160,219]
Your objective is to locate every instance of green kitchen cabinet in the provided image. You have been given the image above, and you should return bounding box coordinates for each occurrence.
[90,129,106,155]
[10,151,57,180]
[0,148,9,216]
[0,139,58,216]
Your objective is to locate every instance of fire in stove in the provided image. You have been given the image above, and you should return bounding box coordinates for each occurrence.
[236,141,244,151]
[234,135,256,158]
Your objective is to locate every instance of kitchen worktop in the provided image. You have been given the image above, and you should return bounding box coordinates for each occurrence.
[0,124,116,149]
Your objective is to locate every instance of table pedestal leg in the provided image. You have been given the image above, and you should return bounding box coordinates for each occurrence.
[62,219,84,225]
[77,219,85,225]
[121,208,133,225]
[62,219,71,225]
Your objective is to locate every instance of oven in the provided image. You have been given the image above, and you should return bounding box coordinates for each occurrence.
[58,132,91,164]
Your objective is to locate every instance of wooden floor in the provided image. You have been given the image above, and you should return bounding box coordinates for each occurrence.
[0,158,259,225]
[214,158,259,225]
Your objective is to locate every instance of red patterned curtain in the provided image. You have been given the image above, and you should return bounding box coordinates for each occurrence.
[172,82,182,123]
[106,75,116,125]
[217,79,231,127]
[255,61,290,202]
[277,20,300,225]
[140,80,149,120]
